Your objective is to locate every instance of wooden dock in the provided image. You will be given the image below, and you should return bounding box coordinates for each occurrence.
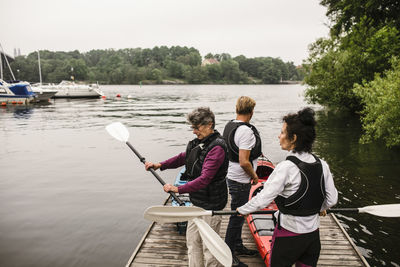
[126,198,370,267]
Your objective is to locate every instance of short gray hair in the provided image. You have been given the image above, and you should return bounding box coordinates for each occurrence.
[187,107,215,129]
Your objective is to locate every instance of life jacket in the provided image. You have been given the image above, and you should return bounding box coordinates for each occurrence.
[181,130,228,210]
[222,120,262,163]
[275,154,326,216]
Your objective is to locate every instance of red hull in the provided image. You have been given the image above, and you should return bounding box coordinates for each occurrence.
[246,159,277,266]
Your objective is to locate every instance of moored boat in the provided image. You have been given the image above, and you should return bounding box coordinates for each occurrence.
[39,80,104,98]
[0,80,37,105]
[31,85,58,102]
[245,157,277,266]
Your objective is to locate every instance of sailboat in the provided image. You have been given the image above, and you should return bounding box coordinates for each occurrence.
[35,56,104,98]
[39,80,104,98]
[0,45,37,105]
[31,51,58,102]
[0,79,36,105]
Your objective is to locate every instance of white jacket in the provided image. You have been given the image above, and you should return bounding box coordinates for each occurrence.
[238,151,338,234]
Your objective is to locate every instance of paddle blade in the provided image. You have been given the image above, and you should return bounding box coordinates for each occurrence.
[144,206,212,223]
[193,218,232,267]
[359,204,400,217]
[106,122,129,142]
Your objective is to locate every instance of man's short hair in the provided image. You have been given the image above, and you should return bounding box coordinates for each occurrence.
[236,96,256,115]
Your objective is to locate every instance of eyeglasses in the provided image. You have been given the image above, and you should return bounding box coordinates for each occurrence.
[190,125,203,130]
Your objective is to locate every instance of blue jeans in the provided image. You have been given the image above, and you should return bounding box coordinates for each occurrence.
[224,179,251,252]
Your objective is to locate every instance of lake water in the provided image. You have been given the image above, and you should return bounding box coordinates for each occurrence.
[0,84,399,267]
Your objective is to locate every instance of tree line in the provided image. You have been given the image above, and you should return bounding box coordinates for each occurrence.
[5,46,303,85]
[304,0,400,148]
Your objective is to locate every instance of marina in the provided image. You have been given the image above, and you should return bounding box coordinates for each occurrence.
[126,197,370,267]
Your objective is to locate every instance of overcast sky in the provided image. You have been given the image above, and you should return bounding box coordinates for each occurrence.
[1,0,329,65]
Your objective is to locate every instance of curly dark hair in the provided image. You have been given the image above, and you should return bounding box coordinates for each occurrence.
[283,107,316,153]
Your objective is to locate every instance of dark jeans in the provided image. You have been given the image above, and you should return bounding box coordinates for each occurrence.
[224,179,251,252]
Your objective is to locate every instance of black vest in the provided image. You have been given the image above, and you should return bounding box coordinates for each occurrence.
[182,130,228,210]
[275,154,326,216]
[222,120,262,163]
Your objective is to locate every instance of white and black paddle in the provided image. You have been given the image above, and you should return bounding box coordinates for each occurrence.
[329,204,400,217]
[190,217,232,267]
[144,205,276,223]
[144,204,400,223]
[105,122,184,205]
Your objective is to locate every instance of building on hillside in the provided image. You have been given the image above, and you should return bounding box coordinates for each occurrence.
[201,58,219,66]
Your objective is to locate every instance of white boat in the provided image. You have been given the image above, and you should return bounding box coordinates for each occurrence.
[40,80,104,98]
[31,85,58,102]
[34,51,103,99]
[0,79,37,105]
[29,51,57,102]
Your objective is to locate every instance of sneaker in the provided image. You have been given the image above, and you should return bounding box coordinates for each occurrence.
[234,246,258,257]
[232,255,248,267]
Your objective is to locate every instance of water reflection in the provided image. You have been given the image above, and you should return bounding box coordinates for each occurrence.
[314,110,400,267]
[13,107,35,119]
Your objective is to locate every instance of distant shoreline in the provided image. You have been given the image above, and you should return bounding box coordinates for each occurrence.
[97,79,302,85]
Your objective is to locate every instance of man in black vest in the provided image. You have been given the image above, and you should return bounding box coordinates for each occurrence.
[223,96,262,267]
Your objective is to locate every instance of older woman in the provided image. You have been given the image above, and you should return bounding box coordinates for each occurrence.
[145,106,228,267]
[238,107,338,267]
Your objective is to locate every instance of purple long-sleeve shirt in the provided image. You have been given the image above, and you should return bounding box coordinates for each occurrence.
[160,146,226,194]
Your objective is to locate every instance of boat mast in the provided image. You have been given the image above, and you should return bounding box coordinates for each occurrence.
[0,51,3,80]
[0,43,16,80]
[38,50,42,85]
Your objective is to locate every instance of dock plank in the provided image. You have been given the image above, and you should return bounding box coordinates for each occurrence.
[126,197,369,267]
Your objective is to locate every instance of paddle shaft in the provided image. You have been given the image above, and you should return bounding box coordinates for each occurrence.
[213,209,359,216]
[328,208,359,213]
[214,208,361,216]
[126,141,184,205]
[212,210,276,216]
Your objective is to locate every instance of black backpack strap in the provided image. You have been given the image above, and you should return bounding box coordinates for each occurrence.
[286,155,302,165]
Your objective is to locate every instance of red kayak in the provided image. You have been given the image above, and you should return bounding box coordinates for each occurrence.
[246,157,277,266]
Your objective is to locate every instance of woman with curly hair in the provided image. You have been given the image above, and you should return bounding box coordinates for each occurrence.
[238,107,338,267]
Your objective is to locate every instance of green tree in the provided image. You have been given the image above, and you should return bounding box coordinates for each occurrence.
[166,61,185,78]
[353,57,400,147]
[304,22,400,111]
[69,58,88,81]
[235,56,262,78]
[184,66,207,84]
[205,53,214,59]
[205,64,223,82]
[150,68,163,83]
[321,0,400,37]
[220,59,241,83]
